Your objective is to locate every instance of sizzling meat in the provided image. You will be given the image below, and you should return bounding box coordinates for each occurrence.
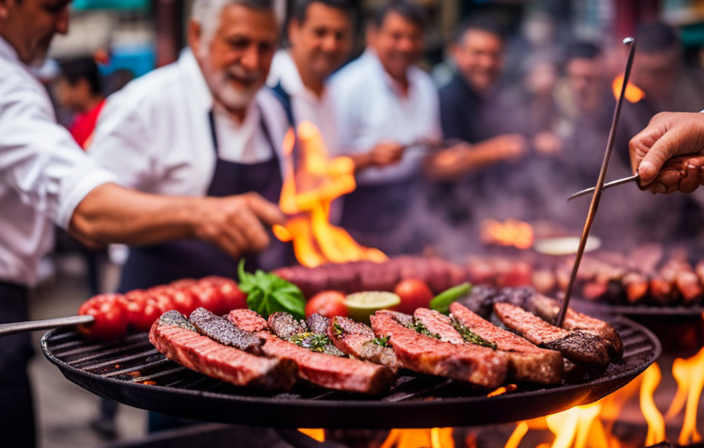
[370,310,508,388]
[412,308,465,345]
[494,303,610,368]
[328,316,401,373]
[269,312,345,357]
[448,303,563,385]
[149,311,296,390]
[228,310,394,395]
[189,308,264,354]
[529,295,624,361]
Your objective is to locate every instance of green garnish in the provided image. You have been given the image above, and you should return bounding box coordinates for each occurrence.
[288,332,331,352]
[238,259,306,319]
[371,335,391,347]
[430,282,472,315]
[404,319,441,340]
[451,317,497,349]
[333,322,346,337]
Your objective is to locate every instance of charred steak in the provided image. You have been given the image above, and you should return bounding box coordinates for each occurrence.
[370,310,508,388]
[189,308,264,354]
[448,303,563,385]
[149,311,296,390]
[228,309,394,395]
[494,303,610,368]
[328,316,402,373]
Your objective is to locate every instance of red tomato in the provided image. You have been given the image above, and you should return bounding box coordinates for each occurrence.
[192,280,224,314]
[169,287,197,316]
[139,298,164,331]
[170,278,198,289]
[305,291,348,318]
[394,279,434,314]
[78,294,128,340]
[213,278,247,313]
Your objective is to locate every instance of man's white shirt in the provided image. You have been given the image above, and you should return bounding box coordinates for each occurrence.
[0,36,118,286]
[329,49,442,185]
[266,49,339,155]
[89,49,289,197]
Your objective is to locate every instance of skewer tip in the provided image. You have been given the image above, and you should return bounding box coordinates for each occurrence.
[623,37,634,45]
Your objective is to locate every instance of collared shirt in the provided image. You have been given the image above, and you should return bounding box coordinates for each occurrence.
[0,36,119,286]
[89,49,288,197]
[266,49,339,153]
[329,49,441,185]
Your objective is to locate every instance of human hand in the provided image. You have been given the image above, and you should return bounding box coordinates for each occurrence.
[480,134,527,163]
[368,142,405,167]
[533,131,563,156]
[629,112,704,193]
[192,192,286,258]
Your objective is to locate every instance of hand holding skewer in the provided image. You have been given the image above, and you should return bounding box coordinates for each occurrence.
[630,112,704,194]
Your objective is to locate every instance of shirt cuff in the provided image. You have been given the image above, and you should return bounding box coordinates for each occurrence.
[56,168,122,230]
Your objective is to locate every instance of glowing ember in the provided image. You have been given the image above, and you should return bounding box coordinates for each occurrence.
[298,428,325,442]
[612,74,645,103]
[380,428,454,448]
[640,363,666,446]
[665,346,704,445]
[488,384,518,397]
[480,219,534,250]
[275,123,388,267]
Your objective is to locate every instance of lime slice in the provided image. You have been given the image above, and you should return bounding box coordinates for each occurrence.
[345,292,401,324]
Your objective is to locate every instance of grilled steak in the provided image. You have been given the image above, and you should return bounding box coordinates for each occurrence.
[448,303,563,385]
[149,311,296,390]
[268,312,344,357]
[494,303,610,368]
[228,310,394,395]
[412,309,465,345]
[370,310,508,388]
[328,316,401,373]
[528,295,624,361]
[189,308,264,354]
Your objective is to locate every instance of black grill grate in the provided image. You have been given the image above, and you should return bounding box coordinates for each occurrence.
[42,316,660,429]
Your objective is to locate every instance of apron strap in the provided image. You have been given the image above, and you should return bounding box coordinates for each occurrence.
[208,105,276,158]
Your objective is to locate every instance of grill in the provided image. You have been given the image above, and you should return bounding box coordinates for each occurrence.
[41,316,660,429]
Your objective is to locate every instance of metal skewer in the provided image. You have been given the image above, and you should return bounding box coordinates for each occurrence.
[567,174,640,201]
[0,315,94,337]
[556,37,636,328]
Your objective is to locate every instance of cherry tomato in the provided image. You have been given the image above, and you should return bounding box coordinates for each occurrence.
[192,280,224,314]
[169,287,197,316]
[202,276,247,313]
[394,279,434,314]
[305,291,348,318]
[78,294,128,340]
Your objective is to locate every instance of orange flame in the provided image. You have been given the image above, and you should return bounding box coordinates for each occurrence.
[640,363,666,446]
[612,74,645,103]
[487,384,517,397]
[298,428,325,442]
[665,346,704,445]
[276,123,387,267]
[381,428,454,448]
[480,219,534,250]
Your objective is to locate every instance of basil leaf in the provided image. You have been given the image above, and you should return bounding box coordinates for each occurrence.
[239,260,306,319]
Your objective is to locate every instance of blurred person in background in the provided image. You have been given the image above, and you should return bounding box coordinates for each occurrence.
[88,0,290,432]
[0,0,286,445]
[54,57,106,149]
[330,0,460,255]
[266,0,353,150]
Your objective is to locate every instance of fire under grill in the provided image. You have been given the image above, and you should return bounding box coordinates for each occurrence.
[41,316,660,429]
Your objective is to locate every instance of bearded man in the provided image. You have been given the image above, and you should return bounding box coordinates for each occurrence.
[89,0,292,292]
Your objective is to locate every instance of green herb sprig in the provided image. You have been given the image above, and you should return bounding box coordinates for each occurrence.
[370,335,391,347]
[288,332,331,352]
[451,317,497,350]
[332,322,346,337]
[404,319,441,340]
[238,259,306,319]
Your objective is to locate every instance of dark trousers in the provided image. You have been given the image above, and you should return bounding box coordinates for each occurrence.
[0,281,36,448]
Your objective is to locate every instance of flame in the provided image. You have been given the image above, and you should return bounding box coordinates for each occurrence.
[480,219,534,250]
[640,363,666,446]
[298,428,325,442]
[612,74,645,103]
[380,428,454,448]
[665,346,704,445]
[276,123,388,267]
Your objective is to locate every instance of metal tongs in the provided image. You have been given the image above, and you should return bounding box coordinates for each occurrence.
[568,154,704,200]
[556,37,636,327]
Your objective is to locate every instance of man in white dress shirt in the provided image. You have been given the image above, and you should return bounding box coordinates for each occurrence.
[329,1,441,254]
[266,0,353,150]
[0,1,285,445]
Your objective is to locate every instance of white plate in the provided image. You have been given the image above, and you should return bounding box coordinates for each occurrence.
[532,236,602,256]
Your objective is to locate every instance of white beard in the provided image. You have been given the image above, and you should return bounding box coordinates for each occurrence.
[210,69,258,109]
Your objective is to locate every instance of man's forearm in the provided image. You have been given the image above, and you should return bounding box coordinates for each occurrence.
[348,153,373,173]
[68,183,198,246]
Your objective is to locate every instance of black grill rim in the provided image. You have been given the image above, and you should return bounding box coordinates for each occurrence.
[41,315,661,429]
